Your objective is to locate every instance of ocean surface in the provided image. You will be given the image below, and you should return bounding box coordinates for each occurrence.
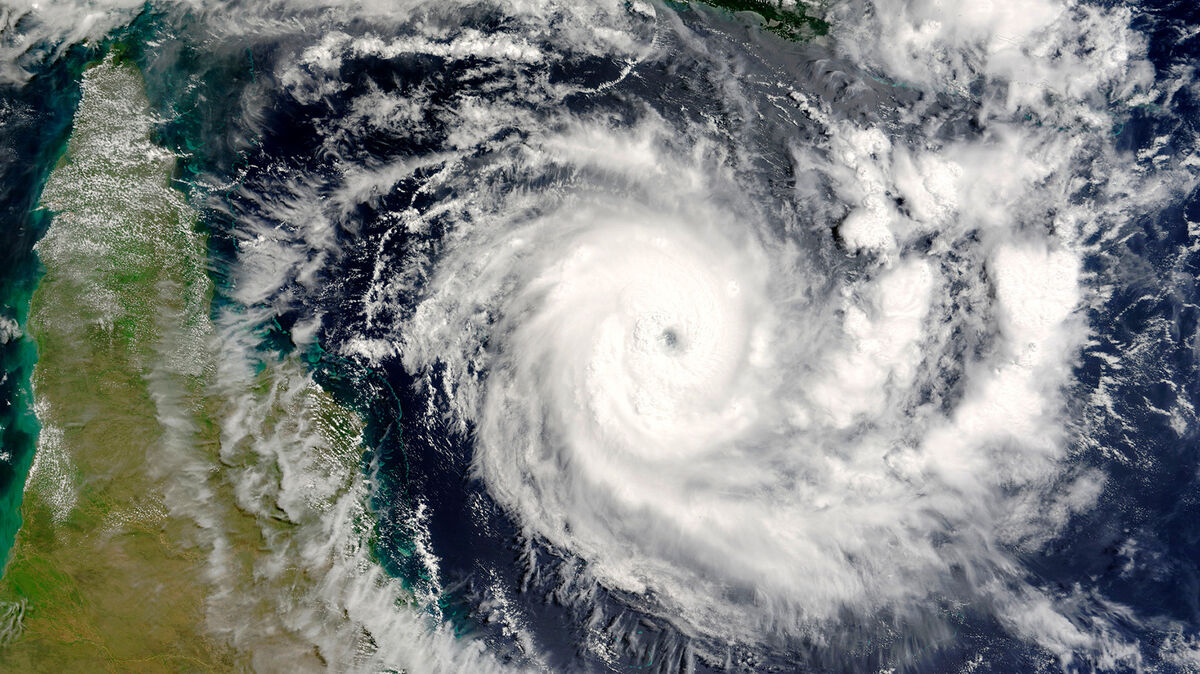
[2,0,1200,671]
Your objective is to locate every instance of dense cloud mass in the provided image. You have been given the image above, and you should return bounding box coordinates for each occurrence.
[4,0,1200,670]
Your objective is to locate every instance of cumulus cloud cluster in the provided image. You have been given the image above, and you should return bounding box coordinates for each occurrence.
[9,0,1196,668]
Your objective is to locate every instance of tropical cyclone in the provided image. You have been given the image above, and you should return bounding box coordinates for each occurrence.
[399,114,1080,648]
[1,0,1198,670]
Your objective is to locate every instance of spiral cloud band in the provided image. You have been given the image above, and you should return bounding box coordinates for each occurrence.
[240,0,1197,664]
[398,113,1091,652]
[7,0,1190,667]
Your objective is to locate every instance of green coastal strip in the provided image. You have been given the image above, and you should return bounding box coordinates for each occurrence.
[0,54,232,670]
[0,53,378,670]
[679,0,829,40]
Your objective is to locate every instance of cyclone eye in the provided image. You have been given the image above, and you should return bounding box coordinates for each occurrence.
[659,327,682,352]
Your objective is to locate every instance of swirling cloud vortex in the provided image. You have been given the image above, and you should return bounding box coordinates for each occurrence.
[399,115,1087,648]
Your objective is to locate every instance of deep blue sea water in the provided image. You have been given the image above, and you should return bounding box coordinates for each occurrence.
[4,1,1200,671]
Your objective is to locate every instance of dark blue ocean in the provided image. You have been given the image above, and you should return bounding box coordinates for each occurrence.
[3,1,1200,671]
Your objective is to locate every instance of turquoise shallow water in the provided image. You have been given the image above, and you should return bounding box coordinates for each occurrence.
[0,18,173,571]
[0,46,95,571]
[3,3,1200,671]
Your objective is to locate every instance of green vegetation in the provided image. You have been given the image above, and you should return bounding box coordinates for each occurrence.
[0,52,374,670]
[0,54,234,672]
[683,0,830,40]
